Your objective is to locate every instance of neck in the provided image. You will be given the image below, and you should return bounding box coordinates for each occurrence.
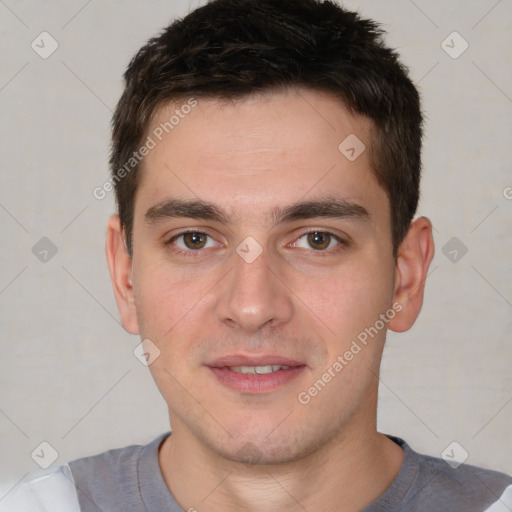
[158,390,404,512]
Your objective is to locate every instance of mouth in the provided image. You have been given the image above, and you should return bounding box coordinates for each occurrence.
[228,364,292,374]
[205,355,307,394]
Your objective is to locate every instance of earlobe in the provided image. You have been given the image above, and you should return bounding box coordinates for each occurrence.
[388,216,435,333]
[105,214,139,334]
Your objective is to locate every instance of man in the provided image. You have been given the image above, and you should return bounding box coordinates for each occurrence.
[2,0,511,510]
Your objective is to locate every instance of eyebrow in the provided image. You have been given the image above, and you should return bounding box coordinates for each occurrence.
[144,196,371,226]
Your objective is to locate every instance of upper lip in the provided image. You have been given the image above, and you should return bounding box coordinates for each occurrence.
[206,354,306,368]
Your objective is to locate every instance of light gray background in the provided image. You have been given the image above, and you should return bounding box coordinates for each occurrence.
[1,0,511,497]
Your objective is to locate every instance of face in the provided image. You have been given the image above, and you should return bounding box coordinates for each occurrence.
[113,88,410,464]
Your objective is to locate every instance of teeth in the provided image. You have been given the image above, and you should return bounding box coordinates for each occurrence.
[229,365,290,374]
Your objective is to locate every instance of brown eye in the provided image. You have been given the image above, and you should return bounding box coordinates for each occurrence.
[167,231,217,253]
[290,230,345,253]
[182,232,208,249]
[307,231,332,250]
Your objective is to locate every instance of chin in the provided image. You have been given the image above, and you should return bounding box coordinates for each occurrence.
[204,425,323,466]
[224,440,305,466]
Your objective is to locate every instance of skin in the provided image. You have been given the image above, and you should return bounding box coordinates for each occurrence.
[106,87,434,512]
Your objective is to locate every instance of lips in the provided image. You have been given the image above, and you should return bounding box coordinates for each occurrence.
[206,354,306,368]
[206,354,307,393]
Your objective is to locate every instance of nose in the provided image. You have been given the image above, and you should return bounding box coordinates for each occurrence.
[215,243,294,333]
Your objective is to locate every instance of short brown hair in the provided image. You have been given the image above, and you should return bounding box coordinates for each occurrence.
[110,0,423,258]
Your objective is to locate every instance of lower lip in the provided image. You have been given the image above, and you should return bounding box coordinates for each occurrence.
[207,366,306,394]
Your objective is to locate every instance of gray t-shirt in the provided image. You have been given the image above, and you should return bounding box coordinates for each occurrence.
[66,431,512,512]
[2,432,511,511]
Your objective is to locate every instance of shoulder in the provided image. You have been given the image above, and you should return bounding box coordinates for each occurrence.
[398,437,512,511]
[67,432,171,511]
[67,438,146,478]
[0,464,81,512]
[66,435,162,494]
[0,433,170,512]
[420,450,512,494]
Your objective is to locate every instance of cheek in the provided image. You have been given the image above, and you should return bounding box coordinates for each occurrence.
[134,268,206,401]
[292,259,393,343]
[133,261,207,342]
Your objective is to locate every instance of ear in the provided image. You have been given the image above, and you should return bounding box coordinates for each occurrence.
[388,216,435,333]
[105,214,139,335]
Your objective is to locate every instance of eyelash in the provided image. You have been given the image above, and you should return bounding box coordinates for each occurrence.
[165,228,348,257]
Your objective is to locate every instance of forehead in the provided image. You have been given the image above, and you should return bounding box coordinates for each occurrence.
[134,88,387,226]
